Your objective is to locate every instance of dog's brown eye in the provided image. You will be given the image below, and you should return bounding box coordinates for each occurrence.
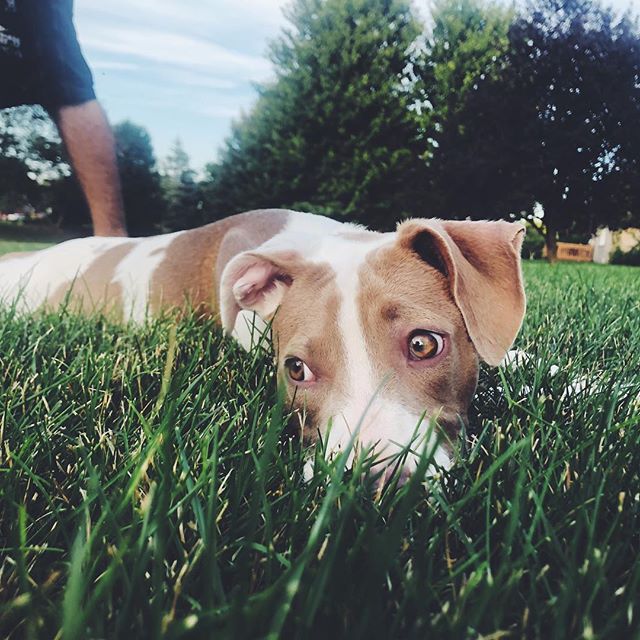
[284,357,316,383]
[408,331,444,361]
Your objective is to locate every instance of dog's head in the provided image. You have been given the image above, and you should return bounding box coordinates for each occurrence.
[220,218,525,478]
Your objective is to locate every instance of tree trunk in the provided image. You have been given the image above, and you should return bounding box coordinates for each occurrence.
[545,228,558,263]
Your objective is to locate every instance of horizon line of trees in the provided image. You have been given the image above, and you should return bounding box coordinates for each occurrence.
[1,0,639,260]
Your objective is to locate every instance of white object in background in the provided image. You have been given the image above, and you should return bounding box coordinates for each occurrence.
[592,227,613,264]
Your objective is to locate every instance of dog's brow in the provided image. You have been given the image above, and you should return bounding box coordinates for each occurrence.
[378,300,455,333]
[381,303,402,321]
[284,335,317,356]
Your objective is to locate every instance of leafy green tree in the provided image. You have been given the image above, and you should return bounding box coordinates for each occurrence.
[113,121,165,235]
[0,156,33,212]
[417,0,513,146]
[48,174,90,230]
[204,0,426,229]
[0,106,66,213]
[415,0,513,215]
[507,0,640,259]
[426,0,640,260]
[161,139,204,231]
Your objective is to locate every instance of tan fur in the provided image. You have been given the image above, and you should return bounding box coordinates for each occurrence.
[246,257,345,440]
[221,218,524,457]
[44,242,136,316]
[1,211,525,476]
[150,209,289,316]
[397,219,526,366]
[358,241,480,454]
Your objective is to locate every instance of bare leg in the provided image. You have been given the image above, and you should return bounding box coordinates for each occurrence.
[55,100,128,237]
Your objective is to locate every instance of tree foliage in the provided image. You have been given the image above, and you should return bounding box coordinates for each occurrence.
[203,0,426,228]
[424,0,640,258]
[417,0,513,147]
[415,0,514,216]
[161,139,204,231]
[113,121,165,235]
[508,0,640,255]
[1,0,639,257]
[0,106,66,212]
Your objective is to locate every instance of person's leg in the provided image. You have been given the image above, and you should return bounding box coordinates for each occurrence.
[55,100,128,237]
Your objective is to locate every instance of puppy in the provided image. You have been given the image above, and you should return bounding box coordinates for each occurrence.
[0,209,526,478]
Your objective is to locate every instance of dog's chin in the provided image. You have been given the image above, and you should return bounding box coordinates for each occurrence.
[295,403,454,485]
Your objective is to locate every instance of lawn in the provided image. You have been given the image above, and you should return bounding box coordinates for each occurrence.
[0,261,639,639]
[0,223,72,257]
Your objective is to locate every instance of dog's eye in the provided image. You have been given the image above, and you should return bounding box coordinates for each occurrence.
[408,331,444,361]
[284,357,316,383]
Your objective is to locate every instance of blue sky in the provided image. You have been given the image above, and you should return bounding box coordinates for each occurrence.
[75,0,290,171]
[75,0,638,172]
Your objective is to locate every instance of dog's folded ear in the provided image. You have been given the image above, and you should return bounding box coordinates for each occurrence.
[219,250,298,332]
[397,218,526,366]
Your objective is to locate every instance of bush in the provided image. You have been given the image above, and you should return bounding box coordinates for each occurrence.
[520,230,545,259]
[610,243,640,266]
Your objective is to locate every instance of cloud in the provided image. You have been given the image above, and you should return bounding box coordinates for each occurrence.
[91,61,140,71]
[79,0,286,29]
[165,71,238,91]
[82,25,272,80]
[73,0,289,168]
[189,103,247,119]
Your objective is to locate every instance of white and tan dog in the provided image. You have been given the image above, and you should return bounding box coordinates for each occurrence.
[0,209,526,478]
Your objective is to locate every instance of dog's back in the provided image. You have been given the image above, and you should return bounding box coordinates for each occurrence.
[0,209,296,320]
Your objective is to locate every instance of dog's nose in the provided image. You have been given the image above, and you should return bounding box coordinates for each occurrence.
[373,458,416,489]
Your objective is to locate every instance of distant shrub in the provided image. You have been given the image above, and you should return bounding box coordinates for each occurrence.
[611,244,640,266]
[521,231,545,259]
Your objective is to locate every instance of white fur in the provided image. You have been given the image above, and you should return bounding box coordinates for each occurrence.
[1,212,456,481]
[280,209,348,237]
[226,216,454,475]
[308,233,451,476]
[255,210,361,256]
[232,310,270,351]
[218,211,348,333]
[113,231,184,322]
[0,237,128,312]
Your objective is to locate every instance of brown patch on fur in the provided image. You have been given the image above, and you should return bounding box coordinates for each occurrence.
[268,260,346,441]
[397,219,526,365]
[43,242,136,317]
[381,303,400,322]
[358,241,480,450]
[149,209,289,317]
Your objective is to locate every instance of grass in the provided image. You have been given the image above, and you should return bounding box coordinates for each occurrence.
[0,261,639,639]
[0,223,72,256]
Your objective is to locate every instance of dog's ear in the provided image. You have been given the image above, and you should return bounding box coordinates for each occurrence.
[397,218,526,366]
[219,250,297,332]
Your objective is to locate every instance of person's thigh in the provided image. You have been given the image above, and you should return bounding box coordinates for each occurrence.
[0,0,95,110]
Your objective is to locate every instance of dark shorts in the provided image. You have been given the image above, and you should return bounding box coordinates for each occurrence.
[0,0,95,111]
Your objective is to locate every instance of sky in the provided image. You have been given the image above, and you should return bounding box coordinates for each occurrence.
[75,0,290,171]
[74,0,640,172]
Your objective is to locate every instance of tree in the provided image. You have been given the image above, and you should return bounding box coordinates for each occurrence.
[48,174,91,230]
[417,0,513,144]
[506,0,640,258]
[113,121,165,235]
[0,156,34,212]
[0,106,67,214]
[425,0,640,260]
[415,0,514,216]
[161,139,204,231]
[203,0,427,229]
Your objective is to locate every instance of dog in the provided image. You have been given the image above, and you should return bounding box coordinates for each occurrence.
[0,209,526,480]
